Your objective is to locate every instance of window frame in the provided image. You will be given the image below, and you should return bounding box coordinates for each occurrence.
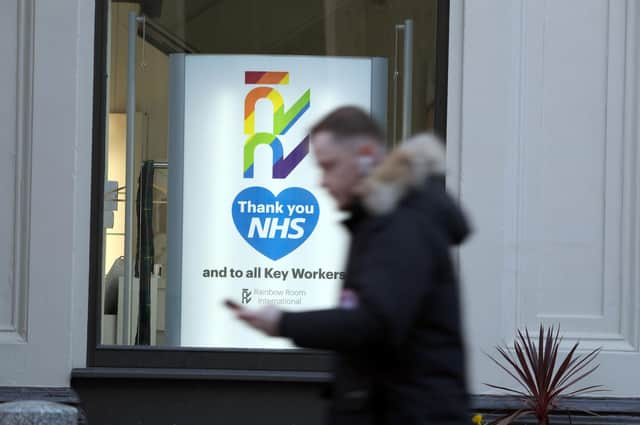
[86,0,449,376]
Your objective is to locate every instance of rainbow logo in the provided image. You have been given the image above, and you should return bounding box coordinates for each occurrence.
[243,71,311,178]
[234,70,318,260]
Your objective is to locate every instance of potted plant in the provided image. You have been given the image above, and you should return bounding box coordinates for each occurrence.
[484,325,604,425]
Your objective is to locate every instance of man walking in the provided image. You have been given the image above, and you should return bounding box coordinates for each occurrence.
[231,106,471,425]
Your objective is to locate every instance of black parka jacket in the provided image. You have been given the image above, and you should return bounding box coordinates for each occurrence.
[280,134,471,425]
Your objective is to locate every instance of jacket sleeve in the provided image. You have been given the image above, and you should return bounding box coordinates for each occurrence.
[279,307,384,351]
[280,210,435,351]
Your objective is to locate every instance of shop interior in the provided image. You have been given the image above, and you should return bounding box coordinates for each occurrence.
[100,0,439,347]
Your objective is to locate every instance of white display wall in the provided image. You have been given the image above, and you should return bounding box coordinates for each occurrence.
[167,54,387,348]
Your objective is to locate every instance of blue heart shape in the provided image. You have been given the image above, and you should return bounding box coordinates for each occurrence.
[232,186,320,260]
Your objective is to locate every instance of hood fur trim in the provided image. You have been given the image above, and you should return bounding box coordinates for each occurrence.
[357,133,446,216]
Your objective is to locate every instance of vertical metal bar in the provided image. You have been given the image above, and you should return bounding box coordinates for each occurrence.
[167,54,185,346]
[401,19,414,140]
[392,24,403,146]
[124,11,138,345]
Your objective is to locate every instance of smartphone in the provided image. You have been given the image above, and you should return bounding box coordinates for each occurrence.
[224,299,242,310]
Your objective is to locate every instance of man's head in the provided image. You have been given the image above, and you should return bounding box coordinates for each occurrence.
[310,106,386,210]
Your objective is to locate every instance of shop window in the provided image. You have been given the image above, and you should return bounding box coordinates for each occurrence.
[88,0,448,369]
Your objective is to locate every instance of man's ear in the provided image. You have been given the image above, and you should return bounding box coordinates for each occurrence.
[356,143,377,175]
[357,142,377,157]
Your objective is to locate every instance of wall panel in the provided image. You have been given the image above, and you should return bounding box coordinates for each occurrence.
[449,0,640,395]
[0,0,32,344]
[514,0,635,350]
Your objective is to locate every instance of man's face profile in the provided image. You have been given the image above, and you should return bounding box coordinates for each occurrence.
[311,130,362,210]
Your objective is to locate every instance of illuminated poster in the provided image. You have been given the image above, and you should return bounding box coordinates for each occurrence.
[167,54,387,348]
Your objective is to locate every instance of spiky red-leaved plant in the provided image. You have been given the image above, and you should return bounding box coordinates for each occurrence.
[486,326,604,425]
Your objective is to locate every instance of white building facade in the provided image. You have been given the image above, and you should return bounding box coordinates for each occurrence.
[1,0,638,423]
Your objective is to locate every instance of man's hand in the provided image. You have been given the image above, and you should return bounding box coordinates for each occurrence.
[233,304,283,337]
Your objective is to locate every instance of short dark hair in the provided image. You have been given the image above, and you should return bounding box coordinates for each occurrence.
[310,106,384,144]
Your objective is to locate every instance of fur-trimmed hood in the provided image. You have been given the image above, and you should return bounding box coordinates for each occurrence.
[356,132,470,245]
[357,133,446,215]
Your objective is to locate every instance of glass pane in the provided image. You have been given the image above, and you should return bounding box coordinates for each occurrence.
[101,0,439,347]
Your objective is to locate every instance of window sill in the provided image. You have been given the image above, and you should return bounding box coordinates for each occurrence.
[71,367,331,383]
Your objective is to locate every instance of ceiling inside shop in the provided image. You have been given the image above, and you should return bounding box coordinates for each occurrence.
[145,0,328,54]
[118,0,434,57]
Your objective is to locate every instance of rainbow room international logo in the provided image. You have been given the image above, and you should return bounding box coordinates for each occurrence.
[231,71,319,261]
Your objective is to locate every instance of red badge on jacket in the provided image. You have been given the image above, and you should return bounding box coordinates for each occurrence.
[339,289,359,309]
